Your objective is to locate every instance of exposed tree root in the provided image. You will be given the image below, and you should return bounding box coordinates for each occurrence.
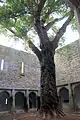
[37,107,66,120]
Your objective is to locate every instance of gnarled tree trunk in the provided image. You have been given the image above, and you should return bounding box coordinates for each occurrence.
[38,43,64,118]
[28,8,74,119]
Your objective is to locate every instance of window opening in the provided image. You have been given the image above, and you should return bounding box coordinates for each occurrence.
[21,62,24,75]
[1,59,4,70]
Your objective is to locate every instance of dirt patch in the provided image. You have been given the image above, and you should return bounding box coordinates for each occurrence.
[0,112,80,120]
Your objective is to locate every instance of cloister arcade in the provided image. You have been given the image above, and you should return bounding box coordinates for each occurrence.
[0,90,40,112]
[57,83,80,112]
[0,83,80,112]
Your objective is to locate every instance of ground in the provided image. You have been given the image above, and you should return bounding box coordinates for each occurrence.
[0,112,80,120]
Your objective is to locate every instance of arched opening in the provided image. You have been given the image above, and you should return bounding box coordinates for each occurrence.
[15,92,25,109]
[59,87,69,103]
[29,92,36,109]
[74,84,80,110]
[59,87,69,112]
[0,91,10,111]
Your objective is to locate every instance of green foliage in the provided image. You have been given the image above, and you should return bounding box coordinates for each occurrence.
[0,0,75,44]
[70,17,77,31]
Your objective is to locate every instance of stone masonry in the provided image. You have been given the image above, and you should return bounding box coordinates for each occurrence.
[0,45,40,90]
[55,39,80,86]
[0,39,80,112]
[0,39,80,90]
[55,39,80,112]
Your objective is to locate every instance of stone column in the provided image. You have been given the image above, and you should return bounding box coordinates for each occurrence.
[68,83,73,111]
[27,90,29,109]
[11,89,16,113]
[36,91,38,109]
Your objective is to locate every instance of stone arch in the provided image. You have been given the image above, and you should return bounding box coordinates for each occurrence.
[0,91,10,111]
[59,87,69,112]
[29,92,37,108]
[74,84,80,110]
[15,92,25,109]
[59,87,69,103]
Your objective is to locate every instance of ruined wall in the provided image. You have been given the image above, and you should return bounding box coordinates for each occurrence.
[0,45,40,90]
[0,39,80,90]
[55,39,80,85]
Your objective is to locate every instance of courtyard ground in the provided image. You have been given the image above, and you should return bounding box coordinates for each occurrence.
[0,112,80,120]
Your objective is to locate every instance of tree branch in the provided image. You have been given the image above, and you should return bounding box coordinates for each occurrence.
[8,28,17,35]
[42,8,52,22]
[52,10,74,50]
[28,40,42,61]
[35,0,46,17]
[34,0,50,47]
[69,0,80,8]
[8,28,42,61]
[45,11,73,31]
[45,16,65,31]
[35,14,49,48]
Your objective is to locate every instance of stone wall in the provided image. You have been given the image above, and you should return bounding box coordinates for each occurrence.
[0,45,40,90]
[0,40,80,112]
[0,39,80,90]
[55,39,80,86]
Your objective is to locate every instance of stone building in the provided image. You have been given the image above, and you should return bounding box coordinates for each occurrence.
[0,39,80,113]
[55,39,80,112]
[0,45,40,112]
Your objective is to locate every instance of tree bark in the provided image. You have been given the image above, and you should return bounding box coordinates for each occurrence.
[69,0,80,8]
[34,11,74,118]
[38,43,64,117]
[34,12,73,118]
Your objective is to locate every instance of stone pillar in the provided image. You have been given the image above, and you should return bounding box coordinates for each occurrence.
[68,83,73,111]
[24,90,28,112]
[11,89,16,113]
[36,91,38,109]
[27,90,29,109]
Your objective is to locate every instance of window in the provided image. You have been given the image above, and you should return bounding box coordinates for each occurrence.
[5,98,8,105]
[21,62,24,75]
[0,59,4,70]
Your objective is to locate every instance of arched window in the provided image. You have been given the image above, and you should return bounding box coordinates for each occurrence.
[74,84,80,109]
[0,91,10,111]
[15,92,24,109]
[59,87,69,103]
[29,92,36,108]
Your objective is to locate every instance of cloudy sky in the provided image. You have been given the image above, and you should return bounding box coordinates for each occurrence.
[0,24,79,51]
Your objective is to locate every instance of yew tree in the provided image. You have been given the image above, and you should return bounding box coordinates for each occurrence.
[0,0,74,118]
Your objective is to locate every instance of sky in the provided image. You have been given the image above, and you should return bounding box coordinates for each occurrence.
[0,0,79,52]
[61,25,79,45]
[0,1,79,51]
[0,24,79,52]
[0,34,25,51]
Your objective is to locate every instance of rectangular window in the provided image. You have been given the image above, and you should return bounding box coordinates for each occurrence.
[1,59,4,70]
[5,98,8,105]
[21,62,24,75]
